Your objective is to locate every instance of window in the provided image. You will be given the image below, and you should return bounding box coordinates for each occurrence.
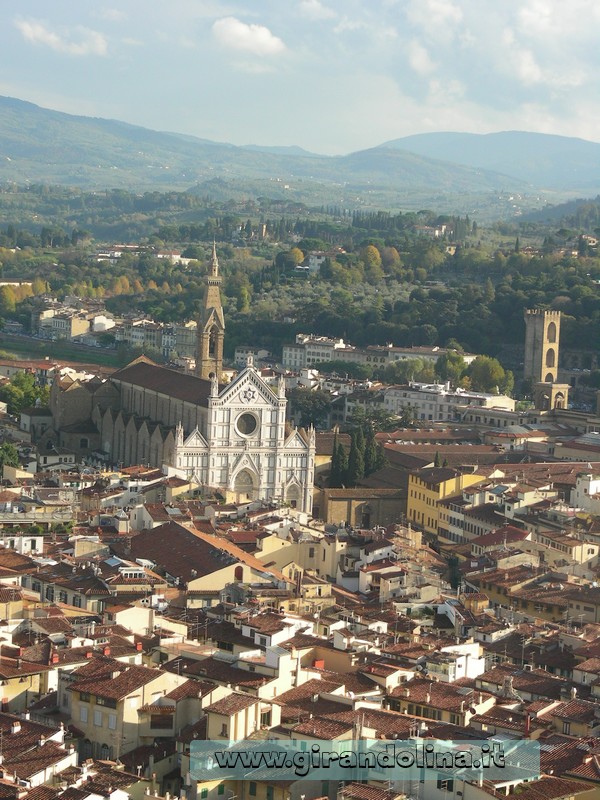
[437,780,454,791]
[563,722,571,735]
[79,692,90,702]
[236,412,258,437]
[94,710,102,727]
[151,715,173,729]
[96,697,117,708]
[80,707,88,723]
[108,714,117,730]
[220,723,228,737]
[218,787,225,796]
[249,784,257,797]
[201,791,208,799]
[267,788,274,800]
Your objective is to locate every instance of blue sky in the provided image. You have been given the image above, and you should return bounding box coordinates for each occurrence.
[2,0,600,155]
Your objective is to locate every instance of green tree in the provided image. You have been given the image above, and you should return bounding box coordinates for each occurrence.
[329,436,349,488]
[0,443,19,473]
[0,371,49,414]
[434,351,466,385]
[346,428,365,486]
[466,356,512,394]
[364,431,386,477]
[289,388,331,428]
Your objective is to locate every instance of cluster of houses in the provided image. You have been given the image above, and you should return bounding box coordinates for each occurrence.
[0,397,598,800]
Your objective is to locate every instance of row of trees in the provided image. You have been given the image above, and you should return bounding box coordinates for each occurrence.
[329,428,386,488]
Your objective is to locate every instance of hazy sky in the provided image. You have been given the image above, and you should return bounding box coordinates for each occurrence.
[2,0,600,155]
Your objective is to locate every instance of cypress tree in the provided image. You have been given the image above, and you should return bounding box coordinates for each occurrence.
[347,430,365,486]
[329,433,342,487]
[364,432,378,477]
[336,442,348,487]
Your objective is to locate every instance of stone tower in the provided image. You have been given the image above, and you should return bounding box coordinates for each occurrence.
[524,309,568,411]
[196,242,225,380]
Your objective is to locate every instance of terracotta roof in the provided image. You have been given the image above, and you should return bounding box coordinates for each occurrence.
[111,360,215,406]
[127,520,287,584]
[499,777,594,800]
[341,784,403,800]
[165,656,270,689]
[69,656,164,700]
[204,692,259,715]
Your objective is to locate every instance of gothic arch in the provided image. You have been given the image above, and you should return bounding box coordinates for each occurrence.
[233,468,258,500]
[545,348,556,368]
[285,482,302,509]
[547,321,557,343]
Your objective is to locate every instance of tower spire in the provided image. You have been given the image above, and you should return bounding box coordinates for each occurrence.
[210,239,219,277]
[196,242,225,381]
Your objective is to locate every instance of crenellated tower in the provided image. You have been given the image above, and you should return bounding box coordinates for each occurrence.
[196,241,225,380]
[524,309,568,411]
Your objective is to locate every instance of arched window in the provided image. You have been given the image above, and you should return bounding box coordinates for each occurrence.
[545,372,554,382]
[547,321,557,343]
[545,348,555,368]
[209,327,217,357]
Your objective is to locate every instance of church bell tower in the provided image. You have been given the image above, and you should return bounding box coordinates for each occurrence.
[196,242,225,380]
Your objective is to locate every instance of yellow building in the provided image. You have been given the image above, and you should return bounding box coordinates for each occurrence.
[407,467,485,535]
[69,655,187,760]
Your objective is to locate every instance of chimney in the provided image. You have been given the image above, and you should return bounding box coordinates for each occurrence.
[10,721,20,735]
[136,642,143,652]
[103,646,111,657]
[525,714,531,736]
[51,652,60,665]
[85,651,93,659]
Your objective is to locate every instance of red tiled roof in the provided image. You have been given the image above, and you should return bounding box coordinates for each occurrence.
[111,360,215,406]
[204,692,259,715]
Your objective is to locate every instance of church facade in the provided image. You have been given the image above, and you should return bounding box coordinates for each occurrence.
[46,246,316,513]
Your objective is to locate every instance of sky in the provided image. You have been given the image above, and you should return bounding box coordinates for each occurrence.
[1,0,600,156]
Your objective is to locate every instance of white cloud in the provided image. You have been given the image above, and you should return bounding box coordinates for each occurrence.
[333,16,365,34]
[407,40,436,76]
[14,18,107,56]
[298,0,336,21]
[95,8,126,22]
[406,0,463,38]
[212,17,285,56]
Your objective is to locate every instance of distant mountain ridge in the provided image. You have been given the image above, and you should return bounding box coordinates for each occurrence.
[382,131,600,191]
[1,95,600,217]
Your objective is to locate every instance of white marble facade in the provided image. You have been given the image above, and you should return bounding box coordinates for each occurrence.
[168,361,315,513]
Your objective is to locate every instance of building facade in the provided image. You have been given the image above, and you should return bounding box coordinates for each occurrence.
[48,248,316,513]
